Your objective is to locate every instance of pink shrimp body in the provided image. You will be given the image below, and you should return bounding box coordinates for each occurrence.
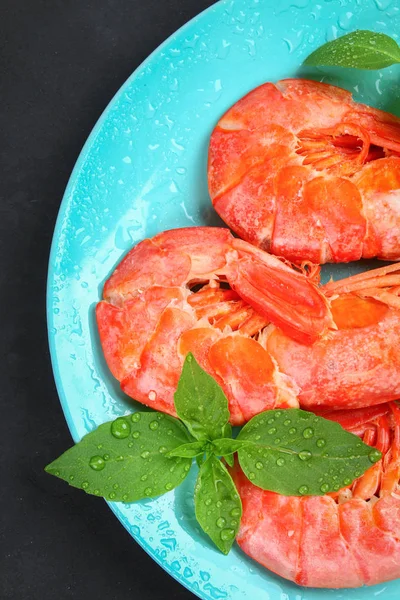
[97,229,400,419]
[267,262,400,410]
[232,402,400,588]
[96,227,332,425]
[208,79,400,264]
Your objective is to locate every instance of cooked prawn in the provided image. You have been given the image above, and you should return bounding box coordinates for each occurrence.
[208,79,400,264]
[96,227,332,425]
[98,230,400,420]
[267,262,400,410]
[232,401,400,588]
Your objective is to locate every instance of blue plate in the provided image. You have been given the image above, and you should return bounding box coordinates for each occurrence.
[47,0,400,598]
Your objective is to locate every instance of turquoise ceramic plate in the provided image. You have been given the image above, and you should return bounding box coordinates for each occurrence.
[47,0,400,598]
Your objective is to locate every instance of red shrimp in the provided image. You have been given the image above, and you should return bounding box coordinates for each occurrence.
[266,262,400,410]
[97,230,400,421]
[232,402,400,588]
[208,79,400,264]
[96,227,332,425]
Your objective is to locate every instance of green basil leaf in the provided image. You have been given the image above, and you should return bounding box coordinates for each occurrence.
[194,455,242,554]
[223,454,234,468]
[174,353,230,442]
[45,413,192,502]
[237,409,381,496]
[222,423,233,439]
[304,30,400,70]
[196,454,206,469]
[166,440,206,458]
[212,438,251,456]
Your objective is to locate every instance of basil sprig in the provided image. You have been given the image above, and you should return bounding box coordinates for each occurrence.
[46,354,381,554]
[304,30,400,70]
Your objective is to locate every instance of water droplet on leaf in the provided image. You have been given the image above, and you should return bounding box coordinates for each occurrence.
[89,455,105,471]
[131,413,141,423]
[111,418,131,439]
[303,427,314,439]
[276,458,285,467]
[220,528,235,541]
[299,450,312,461]
[369,449,381,463]
[316,438,326,448]
[298,485,309,495]
[216,517,226,528]
[149,420,159,431]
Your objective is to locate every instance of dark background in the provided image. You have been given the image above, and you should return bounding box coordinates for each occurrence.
[1,1,215,598]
